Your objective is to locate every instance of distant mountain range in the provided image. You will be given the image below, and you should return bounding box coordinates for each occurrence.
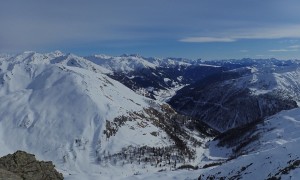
[1,51,300,179]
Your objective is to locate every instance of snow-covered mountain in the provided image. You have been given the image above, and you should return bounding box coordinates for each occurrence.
[86,54,205,72]
[170,60,300,132]
[2,52,300,179]
[0,51,145,167]
[86,54,224,101]
[86,54,157,73]
[0,51,215,179]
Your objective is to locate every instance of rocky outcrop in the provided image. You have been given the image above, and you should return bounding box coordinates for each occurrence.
[0,151,63,180]
[0,168,22,180]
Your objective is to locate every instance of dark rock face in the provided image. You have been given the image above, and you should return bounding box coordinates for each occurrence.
[0,168,22,180]
[0,151,63,180]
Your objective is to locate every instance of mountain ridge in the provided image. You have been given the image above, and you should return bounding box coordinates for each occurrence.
[0,51,213,179]
[2,51,300,179]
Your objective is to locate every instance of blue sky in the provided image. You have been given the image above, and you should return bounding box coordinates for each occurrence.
[1,0,300,60]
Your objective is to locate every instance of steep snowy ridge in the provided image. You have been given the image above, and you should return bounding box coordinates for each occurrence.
[0,52,213,179]
[0,52,148,166]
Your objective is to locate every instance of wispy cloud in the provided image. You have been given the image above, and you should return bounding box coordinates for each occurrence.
[269,44,300,52]
[179,25,300,43]
[288,45,300,49]
[179,37,235,43]
[269,49,298,52]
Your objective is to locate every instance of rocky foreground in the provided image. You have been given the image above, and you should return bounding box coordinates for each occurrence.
[0,151,63,180]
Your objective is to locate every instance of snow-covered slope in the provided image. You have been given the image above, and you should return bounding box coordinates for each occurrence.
[0,51,213,179]
[195,107,300,179]
[0,51,144,165]
[125,107,300,180]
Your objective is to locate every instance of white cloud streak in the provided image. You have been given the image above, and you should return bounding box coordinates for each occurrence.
[179,37,236,43]
[288,45,300,49]
[179,25,300,43]
[269,49,298,52]
[268,43,300,52]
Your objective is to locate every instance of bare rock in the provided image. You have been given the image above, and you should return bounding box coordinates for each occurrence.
[0,168,22,180]
[0,151,63,180]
